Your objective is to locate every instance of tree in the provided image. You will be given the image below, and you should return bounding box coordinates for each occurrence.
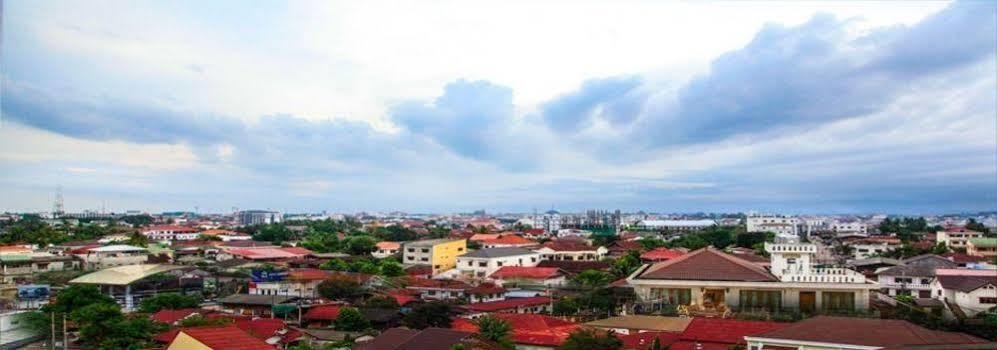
[552,297,579,316]
[334,307,370,331]
[138,293,202,313]
[253,224,296,244]
[374,226,420,242]
[320,259,350,271]
[572,270,613,289]
[346,236,377,256]
[71,303,166,349]
[966,219,989,234]
[474,316,514,350]
[379,261,405,277]
[364,295,400,309]
[177,315,233,327]
[404,302,453,329]
[611,252,641,278]
[127,231,149,247]
[558,329,622,350]
[317,276,364,301]
[44,285,116,314]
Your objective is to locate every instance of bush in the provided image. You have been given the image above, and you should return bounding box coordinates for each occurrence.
[334,307,370,331]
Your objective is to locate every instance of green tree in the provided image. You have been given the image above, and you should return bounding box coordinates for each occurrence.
[404,302,453,329]
[320,259,350,271]
[317,276,364,301]
[966,219,989,234]
[346,236,377,256]
[334,307,371,331]
[373,226,420,241]
[45,285,116,314]
[572,270,613,289]
[364,295,400,309]
[557,329,622,350]
[611,251,641,278]
[379,261,405,277]
[253,224,296,244]
[138,293,202,313]
[552,297,579,316]
[474,316,514,350]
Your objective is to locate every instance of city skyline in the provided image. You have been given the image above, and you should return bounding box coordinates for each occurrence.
[2,1,996,214]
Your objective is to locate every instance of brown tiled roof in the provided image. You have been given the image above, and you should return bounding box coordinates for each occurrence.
[536,260,610,274]
[355,328,472,350]
[541,240,595,252]
[936,275,997,293]
[353,328,419,350]
[637,247,777,282]
[753,316,985,348]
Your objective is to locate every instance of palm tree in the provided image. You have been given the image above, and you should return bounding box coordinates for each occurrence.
[474,316,514,349]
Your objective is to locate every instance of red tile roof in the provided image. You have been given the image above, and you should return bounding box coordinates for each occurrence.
[171,326,275,350]
[541,240,596,252]
[467,282,507,295]
[469,233,501,241]
[942,252,989,264]
[638,247,777,282]
[451,314,578,347]
[287,268,331,281]
[150,308,198,324]
[679,318,789,345]
[385,289,421,306]
[234,318,287,340]
[752,316,986,348]
[490,266,563,280]
[463,297,552,312]
[640,248,685,262]
[376,241,401,250]
[226,247,309,260]
[480,235,537,246]
[303,304,341,321]
[618,331,682,350]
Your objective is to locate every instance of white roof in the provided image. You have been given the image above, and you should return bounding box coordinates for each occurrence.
[88,244,147,252]
[70,264,186,285]
[638,219,716,227]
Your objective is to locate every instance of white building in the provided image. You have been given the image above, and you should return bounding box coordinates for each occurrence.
[832,222,869,235]
[75,245,149,269]
[237,210,283,226]
[876,255,957,298]
[534,210,561,234]
[533,241,607,262]
[456,247,541,279]
[141,225,200,241]
[846,238,901,260]
[635,219,716,232]
[936,227,985,249]
[932,269,997,319]
[746,217,798,235]
[373,241,401,259]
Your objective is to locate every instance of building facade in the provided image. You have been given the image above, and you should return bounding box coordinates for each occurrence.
[402,238,467,275]
[455,247,541,279]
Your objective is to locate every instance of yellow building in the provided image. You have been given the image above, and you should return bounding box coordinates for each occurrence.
[402,238,467,274]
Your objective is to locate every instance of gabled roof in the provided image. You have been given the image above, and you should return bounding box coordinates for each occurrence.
[355,328,474,350]
[903,254,959,268]
[489,266,563,280]
[467,282,506,295]
[460,247,536,258]
[480,235,537,246]
[171,326,275,350]
[538,240,598,252]
[353,328,419,350]
[303,304,341,321]
[935,270,997,293]
[150,308,198,324]
[69,264,186,286]
[637,247,777,282]
[463,296,552,312]
[219,294,297,306]
[750,316,985,348]
[640,248,685,261]
[679,318,788,345]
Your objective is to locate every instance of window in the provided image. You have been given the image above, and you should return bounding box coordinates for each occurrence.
[650,288,692,305]
[531,257,536,262]
[980,297,997,304]
[478,262,487,267]
[787,258,796,264]
[497,261,504,267]
[739,290,782,311]
[420,257,428,262]
[457,247,464,251]
[895,277,913,284]
[435,265,441,269]
[421,248,429,253]
[407,256,414,261]
[408,248,415,253]
[822,292,855,312]
[468,262,473,267]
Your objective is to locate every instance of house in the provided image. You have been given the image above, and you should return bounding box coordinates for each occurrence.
[302,304,341,327]
[218,294,298,317]
[584,315,691,335]
[142,225,201,241]
[353,327,477,350]
[845,237,901,260]
[466,282,507,303]
[489,266,567,288]
[639,248,685,263]
[533,240,607,261]
[746,217,798,235]
[937,227,985,249]
[876,254,957,297]
[456,247,541,279]
[373,241,401,259]
[75,244,149,269]
[744,315,987,349]
[847,257,901,278]
[461,296,553,317]
[150,308,200,325]
[200,229,252,242]
[628,235,877,313]
[607,240,645,257]
[932,268,997,319]
[222,247,314,262]
[249,268,332,298]
[295,329,364,349]
[406,278,472,301]
[478,234,537,249]
[967,237,997,260]
[451,313,579,349]
[402,239,467,275]
[0,251,73,283]
[164,325,275,350]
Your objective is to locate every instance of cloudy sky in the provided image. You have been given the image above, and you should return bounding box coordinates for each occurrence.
[2,0,995,214]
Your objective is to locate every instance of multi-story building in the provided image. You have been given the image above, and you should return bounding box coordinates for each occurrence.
[75,245,149,269]
[832,221,869,236]
[628,235,876,313]
[936,227,985,249]
[845,237,901,260]
[237,210,283,226]
[876,255,957,298]
[0,251,73,283]
[746,217,798,235]
[533,240,607,262]
[402,238,467,275]
[534,210,561,234]
[635,220,716,232]
[141,225,200,241]
[456,247,541,279]
[967,238,997,260]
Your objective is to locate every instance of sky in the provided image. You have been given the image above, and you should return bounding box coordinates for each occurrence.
[1,0,995,215]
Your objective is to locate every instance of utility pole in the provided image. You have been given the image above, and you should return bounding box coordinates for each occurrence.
[50,312,55,350]
[62,313,68,350]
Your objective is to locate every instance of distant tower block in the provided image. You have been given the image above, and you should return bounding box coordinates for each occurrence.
[54,185,65,216]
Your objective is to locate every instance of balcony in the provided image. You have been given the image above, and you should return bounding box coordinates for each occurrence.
[779,267,866,284]
[765,243,817,254]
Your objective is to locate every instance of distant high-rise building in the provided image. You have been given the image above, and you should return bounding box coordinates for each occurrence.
[237,210,283,226]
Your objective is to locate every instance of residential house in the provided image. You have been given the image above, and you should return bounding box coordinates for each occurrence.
[456,247,540,279]
[489,266,567,288]
[639,248,685,263]
[478,234,537,249]
[221,247,313,262]
[932,268,997,319]
[845,237,901,260]
[218,294,298,317]
[164,325,274,350]
[967,237,997,260]
[746,217,798,235]
[76,245,149,269]
[249,268,333,298]
[628,235,877,313]
[533,240,607,261]
[535,260,611,275]
[607,240,645,257]
[461,296,553,318]
[406,278,472,301]
[353,327,477,350]
[669,318,788,350]
[937,227,985,249]
[0,251,73,283]
[302,304,341,327]
[466,282,506,303]
[373,241,401,259]
[744,316,988,350]
[876,254,957,297]
[402,238,467,275]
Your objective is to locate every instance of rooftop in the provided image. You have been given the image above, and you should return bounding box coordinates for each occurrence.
[404,238,464,247]
[460,247,536,258]
[462,296,552,312]
[69,264,186,286]
[584,315,692,332]
[749,316,985,348]
[171,326,274,350]
[489,266,563,279]
[637,247,777,282]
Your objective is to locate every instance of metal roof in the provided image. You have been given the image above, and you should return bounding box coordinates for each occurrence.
[69,264,187,285]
